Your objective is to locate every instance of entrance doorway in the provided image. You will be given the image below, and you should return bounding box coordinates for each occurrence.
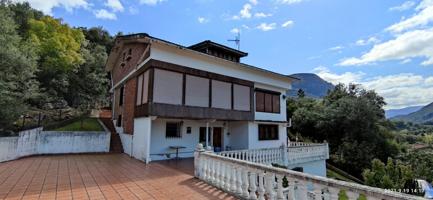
[213,127,222,152]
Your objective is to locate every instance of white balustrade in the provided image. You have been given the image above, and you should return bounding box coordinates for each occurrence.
[218,143,329,167]
[194,144,424,200]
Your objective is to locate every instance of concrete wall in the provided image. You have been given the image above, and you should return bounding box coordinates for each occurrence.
[248,122,287,149]
[0,127,110,163]
[132,117,152,162]
[287,160,327,177]
[227,121,249,150]
[119,131,133,156]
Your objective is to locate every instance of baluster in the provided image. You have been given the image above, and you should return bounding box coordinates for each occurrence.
[202,157,208,181]
[328,187,340,200]
[219,161,225,189]
[313,184,323,200]
[249,170,258,200]
[230,165,237,192]
[209,159,215,184]
[271,174,286,200]
[296,180,308,200]
[257,171,266,200]
[241,167,250,198]
[346,190,360,200]
[286,178,295,200]
[236,166,243,195]
[215,160,221,187]
[265,172,275,200]
[225,162,231,190]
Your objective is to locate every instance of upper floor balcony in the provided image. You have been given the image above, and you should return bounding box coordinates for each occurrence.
[217,142,329,167]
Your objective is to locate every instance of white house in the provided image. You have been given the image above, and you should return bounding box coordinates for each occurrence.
[105,34,328,176]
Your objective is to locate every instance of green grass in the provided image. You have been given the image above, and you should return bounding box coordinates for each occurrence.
[53,118,104,131]
[327,169,356,183]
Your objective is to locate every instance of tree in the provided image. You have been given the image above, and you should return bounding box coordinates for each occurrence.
[66,43,109,108]
[289,84,400,176]
[363,158,417,194]
[297,88,305,98]
[0,1,39,130]
[28,16,85,104]
[80,27,113,53]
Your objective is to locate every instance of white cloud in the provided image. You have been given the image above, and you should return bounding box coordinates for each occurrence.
[256,23,276,31]
[400,58,412,64]
[12,0,89,15]
[231,28,240,34]
[94,9,117,20]
[314,67,433,109]
[139,0,165,5]
[129,6,138,14]
[386,1,433,33]
[198,17,209,24]
[416,0,433,10]
[105,0,123,12]
[355,36,380,46]
[313,66,364,85]
[281,20,294,28]
[425,77,433,85]
[339,28,433,66]
[249,0,258,5]
[278,0,304,5]
[242,24,250,29]
[254,12,272,18]
[328,45,344,51]
[389,1,416,11]
[240,3,252,18]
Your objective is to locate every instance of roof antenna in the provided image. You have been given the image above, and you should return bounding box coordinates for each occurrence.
[227,31,240,50]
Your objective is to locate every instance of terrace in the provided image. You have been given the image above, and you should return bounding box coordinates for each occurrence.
[0,143,424,200]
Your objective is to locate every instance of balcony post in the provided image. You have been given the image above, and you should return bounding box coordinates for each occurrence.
[281,143,288,166]
[194,143,205,178]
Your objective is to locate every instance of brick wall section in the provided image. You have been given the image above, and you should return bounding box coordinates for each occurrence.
[110,41,150,135]
[122,78,137,134]
[112,43,149,86]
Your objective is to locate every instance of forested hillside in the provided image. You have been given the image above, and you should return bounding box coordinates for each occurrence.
[392,102,433,124]
[287,84,433,195]
[0,1,113,132]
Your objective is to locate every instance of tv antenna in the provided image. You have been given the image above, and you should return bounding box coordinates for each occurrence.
[227,31,240,50]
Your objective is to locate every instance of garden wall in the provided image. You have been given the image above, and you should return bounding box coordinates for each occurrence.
[0,127,110,162]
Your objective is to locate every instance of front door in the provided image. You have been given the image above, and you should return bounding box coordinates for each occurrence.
[213,127,222,151]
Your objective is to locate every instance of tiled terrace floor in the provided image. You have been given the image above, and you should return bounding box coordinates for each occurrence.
[0,154,236,200]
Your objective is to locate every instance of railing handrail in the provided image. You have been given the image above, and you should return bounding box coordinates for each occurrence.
[218,143,328,154]
[200,151,423,200]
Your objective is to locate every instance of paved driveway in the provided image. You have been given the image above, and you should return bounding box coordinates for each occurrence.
[0,154,236,200]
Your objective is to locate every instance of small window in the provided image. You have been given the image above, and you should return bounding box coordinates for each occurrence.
[126,49,132,61]
[255,89,280,113]
[166,122,182,138]
[258,124,279,140]
[119,86,124,106]
[122,52,126,61]
[116,115,122,127]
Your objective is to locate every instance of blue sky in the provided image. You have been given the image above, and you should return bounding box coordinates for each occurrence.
[16,0,433,109]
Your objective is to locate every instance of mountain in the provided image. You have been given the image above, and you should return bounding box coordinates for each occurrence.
[392,102,433,124]
[288,73,334,98]
[385,106,424,119]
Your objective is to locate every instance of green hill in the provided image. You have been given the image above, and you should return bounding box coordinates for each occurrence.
[392,102,433,124]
